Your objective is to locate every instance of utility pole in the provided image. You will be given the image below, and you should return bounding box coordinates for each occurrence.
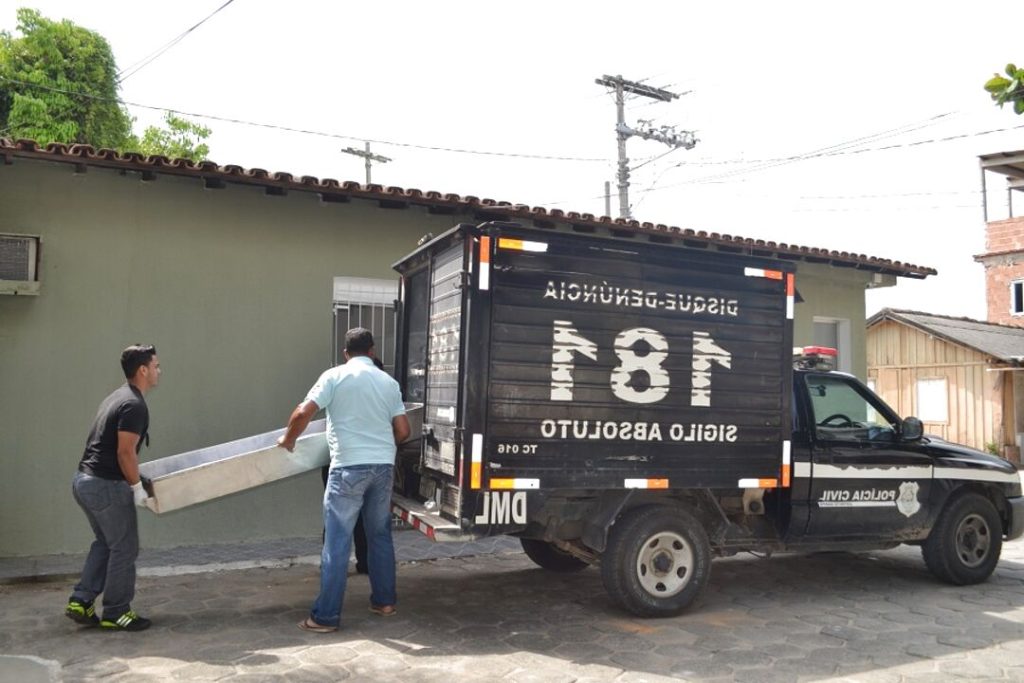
[595,74,698,219]
[341,141,392,185]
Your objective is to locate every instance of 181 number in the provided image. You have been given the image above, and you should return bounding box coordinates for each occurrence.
[550,320,731,406]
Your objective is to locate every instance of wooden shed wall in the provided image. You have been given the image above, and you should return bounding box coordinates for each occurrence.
[866,319,1011,453]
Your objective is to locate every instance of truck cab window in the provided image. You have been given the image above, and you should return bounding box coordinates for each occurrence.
[806,374,897,443]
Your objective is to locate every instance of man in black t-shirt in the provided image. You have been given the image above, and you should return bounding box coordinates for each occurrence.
[65,344,161,632]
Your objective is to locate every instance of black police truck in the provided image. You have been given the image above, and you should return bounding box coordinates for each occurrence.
[389,221,1024,617]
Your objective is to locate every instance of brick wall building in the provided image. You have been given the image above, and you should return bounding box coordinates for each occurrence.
[977,151,1024,326]
[976,216,1024,326]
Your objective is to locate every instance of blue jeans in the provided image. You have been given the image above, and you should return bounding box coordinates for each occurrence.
[311,464,396,626]
[70,471,139,619]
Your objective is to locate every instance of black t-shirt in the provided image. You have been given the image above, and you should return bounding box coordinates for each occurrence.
[78,384,149,480]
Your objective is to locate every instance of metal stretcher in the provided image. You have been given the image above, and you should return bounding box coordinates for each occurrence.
[139,403,422,514]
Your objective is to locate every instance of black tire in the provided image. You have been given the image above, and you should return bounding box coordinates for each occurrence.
[922,492,1003,585]
[520,538,590,573]
[601,505,711,618]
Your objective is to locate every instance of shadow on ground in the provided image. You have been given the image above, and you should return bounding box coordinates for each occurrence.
[3,544,1024,682]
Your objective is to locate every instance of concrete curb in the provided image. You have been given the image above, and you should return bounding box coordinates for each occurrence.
[1,547,525,585]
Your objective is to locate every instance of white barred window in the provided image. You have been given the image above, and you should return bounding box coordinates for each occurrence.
[332,277,398,374]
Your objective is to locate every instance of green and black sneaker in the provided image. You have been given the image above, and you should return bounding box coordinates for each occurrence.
[99,610,151,632]
[65,599,99,627]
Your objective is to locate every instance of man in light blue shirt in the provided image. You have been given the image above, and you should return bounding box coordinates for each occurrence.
[278,328,410,633]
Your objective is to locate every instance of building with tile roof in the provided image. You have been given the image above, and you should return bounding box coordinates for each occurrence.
[0,138,935,556]
[867,308,1024,460]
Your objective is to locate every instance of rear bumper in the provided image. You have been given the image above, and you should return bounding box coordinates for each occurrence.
[1007,496,1024,541]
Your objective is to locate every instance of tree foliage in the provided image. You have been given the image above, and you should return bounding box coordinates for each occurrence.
[132,112,211,161]
[0,8,133,147]
[0,8,212,160]
[984,63,1024,115]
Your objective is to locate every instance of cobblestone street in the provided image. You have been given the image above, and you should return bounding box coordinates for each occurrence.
[3,538,1024,682]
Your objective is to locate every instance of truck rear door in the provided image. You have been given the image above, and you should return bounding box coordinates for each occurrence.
[394,231,470,523]
[470,223,795,494]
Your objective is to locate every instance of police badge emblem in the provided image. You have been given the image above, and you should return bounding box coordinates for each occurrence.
[897,481,921,517]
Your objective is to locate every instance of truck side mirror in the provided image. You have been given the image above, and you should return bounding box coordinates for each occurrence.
[901,417,923,442]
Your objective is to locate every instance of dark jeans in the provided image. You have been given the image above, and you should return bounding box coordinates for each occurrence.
[322,465,367,570]
[70,471,139,619]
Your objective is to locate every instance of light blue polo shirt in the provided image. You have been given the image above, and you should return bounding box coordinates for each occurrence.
[305,356,406,468]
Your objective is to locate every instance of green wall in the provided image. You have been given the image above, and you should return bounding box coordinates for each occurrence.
[0,158,878,557]
[0,160,459,556]
[791,263,871,380]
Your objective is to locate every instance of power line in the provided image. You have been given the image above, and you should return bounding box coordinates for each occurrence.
[612,113,957,211]
[0,76,611,163]
[631,150,683,213]
[541,116,1015,209]
[667,113,957,189]
[118,0,238,83]
[798,189,981,200]
[672,123,1024,168]
[629,147,679,172]
[6,74,1021,184]
[792,203,978,214]
[616,111,959,210]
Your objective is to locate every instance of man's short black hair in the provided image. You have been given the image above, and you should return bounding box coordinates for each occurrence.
[344,328,375,356]
[121,344,157,379]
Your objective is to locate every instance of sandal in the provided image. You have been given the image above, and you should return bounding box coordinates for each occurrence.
[369,604,396,617]
[298,617,337,633]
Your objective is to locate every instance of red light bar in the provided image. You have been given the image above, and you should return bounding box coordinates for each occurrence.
[793,346,837,371]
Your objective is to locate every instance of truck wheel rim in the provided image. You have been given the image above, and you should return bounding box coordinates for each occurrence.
[636,531,694,597]
[955,513,991,568]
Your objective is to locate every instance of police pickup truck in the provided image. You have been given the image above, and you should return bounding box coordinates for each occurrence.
[389,221,1024,617]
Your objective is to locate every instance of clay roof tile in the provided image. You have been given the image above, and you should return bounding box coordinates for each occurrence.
[0,137,937,278]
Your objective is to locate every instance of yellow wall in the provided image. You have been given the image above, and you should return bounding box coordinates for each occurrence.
[792,264,872,380]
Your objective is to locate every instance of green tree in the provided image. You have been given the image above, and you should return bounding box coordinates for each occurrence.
[0,8,133,147]
[0,8,212,160]
[131,112,211,161]
[984,63,1024,115]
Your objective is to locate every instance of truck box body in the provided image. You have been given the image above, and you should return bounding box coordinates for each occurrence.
[124,220,1020,619]
[394,222,795,532]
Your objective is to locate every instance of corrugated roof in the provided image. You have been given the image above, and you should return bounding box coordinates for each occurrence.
[0,137,937,279]
[979,149,1024,184]
[867,308,1024,363]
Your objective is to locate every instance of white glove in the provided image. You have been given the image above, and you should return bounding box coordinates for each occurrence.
[131,481,148,507]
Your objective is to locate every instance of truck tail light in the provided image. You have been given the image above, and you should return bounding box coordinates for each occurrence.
[478,237,491,290]
[497,238,548,252]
